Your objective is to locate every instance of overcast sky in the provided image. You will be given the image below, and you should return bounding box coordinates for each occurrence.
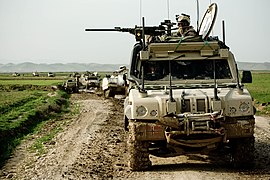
[0,0,269,65]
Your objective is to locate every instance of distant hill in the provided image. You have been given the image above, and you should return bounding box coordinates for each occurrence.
[237,62,270,71]
[0,62,269,73]
[0,62,128,73]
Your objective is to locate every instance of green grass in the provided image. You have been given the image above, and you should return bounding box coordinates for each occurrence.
[0,88,69,166]
[0,79,64,86]
[0,91,46,114]
[245,71,270,115]
[0,92,49,131]
[29,97,79,155]
[0,90,66,133]
[31,124,63,155]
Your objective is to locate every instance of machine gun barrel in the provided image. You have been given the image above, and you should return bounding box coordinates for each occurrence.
[85,26,166,35]
[85,28,119,31]
[85,27,134,33]
[85,26,167,41]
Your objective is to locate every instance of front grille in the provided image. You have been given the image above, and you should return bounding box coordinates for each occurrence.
[197,99,206,112]
[192,121,210,131]
[182,99,190,112]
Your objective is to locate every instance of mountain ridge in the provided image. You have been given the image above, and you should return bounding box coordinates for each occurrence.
[0,62,128,72]
[0,62,269,72]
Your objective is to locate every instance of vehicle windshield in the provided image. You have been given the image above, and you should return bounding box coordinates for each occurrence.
[139,59,232,81]
[88,77,98,80]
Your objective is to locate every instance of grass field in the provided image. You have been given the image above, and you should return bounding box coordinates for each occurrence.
[0,79,64,86]
[0,91,49,132]
[0,73,67,86]
[245,71,270,115]
[0,86,69,165]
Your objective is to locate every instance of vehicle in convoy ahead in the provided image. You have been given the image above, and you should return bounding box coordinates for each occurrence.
[48,72,55,77]
[62,79,79,93]
[102,66,128,98]
[12,72,20,77]
[32,72,39,77]
[79,71,100,91]
[86,3,255,171]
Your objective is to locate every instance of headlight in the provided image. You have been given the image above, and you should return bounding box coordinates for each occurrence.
[239,102,249,112]
[150,110,157,117]
[136,106,147,116]
[229,107,237,114]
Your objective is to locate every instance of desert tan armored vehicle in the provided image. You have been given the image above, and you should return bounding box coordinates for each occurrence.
[32,72,39,77]
[102,66,128,98]
[48,72,55,77]
[62,78,79,93]
[12,72,20,77]
[70,72,81,78]
[86,3,255,170]
[79,71,100,92]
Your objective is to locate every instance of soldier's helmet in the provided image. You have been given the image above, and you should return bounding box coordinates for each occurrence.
[178,13,191,25]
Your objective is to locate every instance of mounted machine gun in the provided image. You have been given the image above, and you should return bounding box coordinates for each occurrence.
[85,19,176,42]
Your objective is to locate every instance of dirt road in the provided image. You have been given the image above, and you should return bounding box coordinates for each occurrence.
[1,93,270,179]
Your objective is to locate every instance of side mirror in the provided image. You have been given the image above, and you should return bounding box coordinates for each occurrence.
[241,70,252,83]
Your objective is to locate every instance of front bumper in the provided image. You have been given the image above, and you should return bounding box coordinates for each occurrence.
[132,113,254,144]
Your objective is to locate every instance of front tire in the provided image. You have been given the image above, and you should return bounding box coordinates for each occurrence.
[128,122,151,171]
[230,136,255,168]
[124,116,129,131]
[104,89,115,98]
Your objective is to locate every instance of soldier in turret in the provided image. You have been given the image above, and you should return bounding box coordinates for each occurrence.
[177,13,197,37]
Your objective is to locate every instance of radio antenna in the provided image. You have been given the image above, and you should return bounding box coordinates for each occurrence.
[196,0,199,32]
[140,0,142,24]
[167,0,170,19]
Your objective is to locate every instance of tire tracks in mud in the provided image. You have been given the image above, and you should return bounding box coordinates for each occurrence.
[62,98,129,180]
[21,99,110,180]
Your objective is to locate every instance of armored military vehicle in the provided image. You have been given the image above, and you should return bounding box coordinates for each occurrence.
[12,72,20,77]
[62,78,79,93]
[86,3,255,171]
[102,66,128,98]
[79,71,100,91]
[48,72,55,77]
[32,72,39,77]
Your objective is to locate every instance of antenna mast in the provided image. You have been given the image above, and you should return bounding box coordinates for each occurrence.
[196,0,199,32]
[140,0,142,24]
[167,0,170,19]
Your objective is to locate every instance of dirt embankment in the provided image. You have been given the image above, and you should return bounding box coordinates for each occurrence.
[1,93,270,179]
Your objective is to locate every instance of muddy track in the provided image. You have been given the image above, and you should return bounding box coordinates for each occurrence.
[0,93,270,179]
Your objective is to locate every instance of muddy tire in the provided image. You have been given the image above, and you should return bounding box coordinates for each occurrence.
[128,122,151,171]
[104,89,115,98]
[124,116,129,131]
[230,136,255,168]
